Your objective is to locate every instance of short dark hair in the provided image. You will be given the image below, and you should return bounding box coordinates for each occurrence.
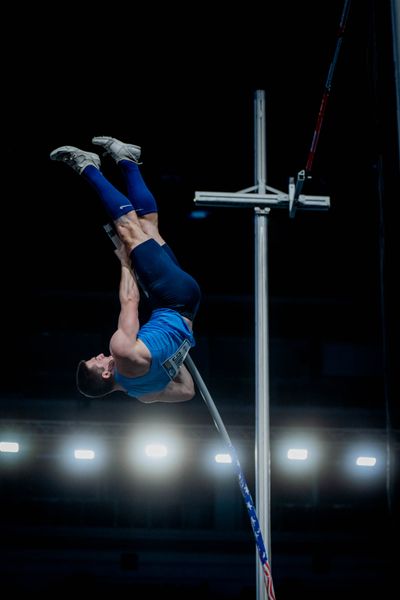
[76,360,114,398]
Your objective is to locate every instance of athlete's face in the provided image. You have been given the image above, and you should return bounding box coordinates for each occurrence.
[86,353,114,375]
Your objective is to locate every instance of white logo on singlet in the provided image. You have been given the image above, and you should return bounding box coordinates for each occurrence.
[162,339,191,380]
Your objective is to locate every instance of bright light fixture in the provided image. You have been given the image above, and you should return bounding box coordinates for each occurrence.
[145,443,168,458]
[215,453,232,464]
[356,456,376,467]
[74,449,95,460]
[287,448,308,461]
[126,427,183,475]
[0,441,19,453]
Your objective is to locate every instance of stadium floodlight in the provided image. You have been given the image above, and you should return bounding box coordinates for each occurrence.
[126,426,183,476]
[276,433,321,474]
[145,443,168,458]
[287,448,308,461]
[0,441,19,453]
[215,453,232,464]
[356,456,377,468]
[344,443,384,481]
[60,435,106,473]
[74,449,96,460]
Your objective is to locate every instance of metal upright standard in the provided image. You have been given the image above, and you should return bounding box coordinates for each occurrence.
[193,89,330,600]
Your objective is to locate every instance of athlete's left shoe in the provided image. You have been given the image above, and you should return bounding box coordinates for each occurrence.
[92,136,142,164]
[50,146,101,174]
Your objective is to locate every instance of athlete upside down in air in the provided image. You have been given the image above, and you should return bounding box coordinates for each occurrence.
[50,136,201,403]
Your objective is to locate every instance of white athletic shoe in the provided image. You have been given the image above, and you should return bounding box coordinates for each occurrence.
[92,136,142,164]
[50,146,101,174]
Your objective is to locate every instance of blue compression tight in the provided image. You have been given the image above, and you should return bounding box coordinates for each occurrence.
[82,160,157,221]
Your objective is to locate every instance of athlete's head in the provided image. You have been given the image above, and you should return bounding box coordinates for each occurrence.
[76,353,115,397]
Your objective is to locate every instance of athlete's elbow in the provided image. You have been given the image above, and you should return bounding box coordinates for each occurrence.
[183,383,196,401]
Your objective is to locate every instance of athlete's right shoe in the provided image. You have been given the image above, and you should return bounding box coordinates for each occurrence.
[50,146,101,174]
[92,136,142,164]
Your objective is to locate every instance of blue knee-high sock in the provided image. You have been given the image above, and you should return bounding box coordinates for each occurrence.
[82,165,134,220]
[118,160,158,216]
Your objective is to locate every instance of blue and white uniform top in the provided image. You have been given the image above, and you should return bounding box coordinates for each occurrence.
[114,308,195,398]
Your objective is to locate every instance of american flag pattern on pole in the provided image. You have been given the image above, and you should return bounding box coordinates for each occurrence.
[184,355,276,599]
[229,444,276,600]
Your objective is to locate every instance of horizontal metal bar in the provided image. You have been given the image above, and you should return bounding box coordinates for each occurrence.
[194,191,288,208]
[194,191,330,210]
[298,195,330,209]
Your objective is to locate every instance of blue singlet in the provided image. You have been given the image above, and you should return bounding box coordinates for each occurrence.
[114,308,195,398]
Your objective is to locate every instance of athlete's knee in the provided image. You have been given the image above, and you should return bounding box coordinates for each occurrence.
[139,217,160,237]
[140,220,165,246]
[115,215,149,248]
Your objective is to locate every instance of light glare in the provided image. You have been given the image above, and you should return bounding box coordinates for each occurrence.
[126,428,183,476]
[215,453,232,464]
[0,441,19,453]
[287,448,308,461]
[189,209,209,219]
[74,449,95,460]
[145,443,168,458]
[356,456,376,467]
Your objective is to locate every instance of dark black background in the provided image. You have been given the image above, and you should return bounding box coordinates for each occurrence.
[1,1,399,598]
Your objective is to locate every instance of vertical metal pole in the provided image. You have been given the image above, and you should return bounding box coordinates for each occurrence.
[390,0,400,158]
[255,90,267,196]
[254,90,271,600]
